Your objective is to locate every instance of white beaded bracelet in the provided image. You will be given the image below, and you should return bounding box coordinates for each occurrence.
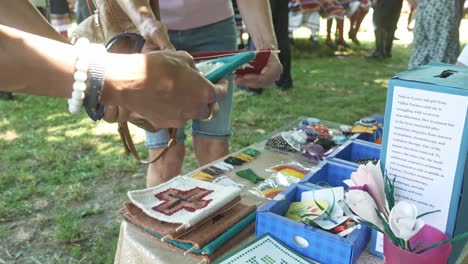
[68,37,90,114]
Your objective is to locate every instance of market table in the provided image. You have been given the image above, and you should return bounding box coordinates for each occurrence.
[114,136,384,264]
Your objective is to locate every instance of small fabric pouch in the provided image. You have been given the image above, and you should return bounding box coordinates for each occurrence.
[197,52,256,83]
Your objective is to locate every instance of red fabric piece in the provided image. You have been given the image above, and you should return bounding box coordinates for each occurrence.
[152,187,213,216]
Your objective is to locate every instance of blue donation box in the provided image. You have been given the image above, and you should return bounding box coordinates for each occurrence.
[372,63,468,262]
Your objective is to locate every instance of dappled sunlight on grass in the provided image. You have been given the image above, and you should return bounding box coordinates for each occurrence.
[0,130,19,141]
[92,121,146,144]
[372,78,390,88]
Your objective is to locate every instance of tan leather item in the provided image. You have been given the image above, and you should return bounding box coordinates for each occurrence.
[119,123,177,164]
[73,0,136,43]
[76,0,175,164]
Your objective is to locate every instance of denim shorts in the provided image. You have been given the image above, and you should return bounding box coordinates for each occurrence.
[145,17,237,148]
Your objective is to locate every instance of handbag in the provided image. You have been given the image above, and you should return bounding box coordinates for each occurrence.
[71,0,160,43]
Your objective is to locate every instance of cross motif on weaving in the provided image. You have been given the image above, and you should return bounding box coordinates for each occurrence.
[152,187,213,216]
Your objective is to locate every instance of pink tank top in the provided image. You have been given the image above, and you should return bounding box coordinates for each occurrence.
[159,0,234,30]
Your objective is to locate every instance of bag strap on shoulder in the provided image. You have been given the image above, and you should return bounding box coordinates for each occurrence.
[86,0,96,13]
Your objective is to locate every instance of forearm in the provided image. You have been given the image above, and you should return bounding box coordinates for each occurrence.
[0,25,77,97]
[116,0,160,32]
[237,0,278,49]
[0,0,66,42]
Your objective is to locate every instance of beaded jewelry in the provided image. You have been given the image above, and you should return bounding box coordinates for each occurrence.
[68,37,90,114]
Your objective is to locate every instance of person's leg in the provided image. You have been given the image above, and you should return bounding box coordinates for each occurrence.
[271,0,292,90]
[147,143,185,187]
[192,76,234,167]
[384,29,394,58]
[367,3,384,59]
[335,17,348,47]
[146,127,187,187]
[304,11,320,43]
[349,12,357,40]
[189,17,237,168]
[145,30,189,187]
[326,18,334,47]
[0,92,14,100]
[349,4,369,45]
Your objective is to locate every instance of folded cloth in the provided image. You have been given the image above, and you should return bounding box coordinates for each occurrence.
[121,201,255,248]
[128,176,241,230]
[120,208,256,263]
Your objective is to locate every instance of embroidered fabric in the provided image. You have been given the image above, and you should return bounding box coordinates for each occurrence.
[128,176,241,228]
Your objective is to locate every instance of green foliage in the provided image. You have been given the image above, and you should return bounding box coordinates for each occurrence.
[384,171,396,212]
[55,210,84,243]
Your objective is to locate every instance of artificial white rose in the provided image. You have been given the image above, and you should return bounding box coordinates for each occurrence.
[389,201,424,240]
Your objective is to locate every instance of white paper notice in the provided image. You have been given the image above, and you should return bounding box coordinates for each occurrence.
[376,231,384,253]
[385,86,468,231]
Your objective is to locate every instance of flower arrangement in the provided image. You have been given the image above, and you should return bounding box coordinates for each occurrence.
[344,161,467,260]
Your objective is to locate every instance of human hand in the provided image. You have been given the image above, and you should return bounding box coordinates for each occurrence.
[234,53,282,88]
[101,51,228,128]
[140,19,175,52]
[116,0,175,51]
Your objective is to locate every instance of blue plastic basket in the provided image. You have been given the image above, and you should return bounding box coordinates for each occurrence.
[326,140,381,167]
[256,184,370,264]
[299,161,358,188]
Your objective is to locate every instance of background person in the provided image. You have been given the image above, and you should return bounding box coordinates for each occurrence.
[408,0,464,68]
[456,45,468,66]
[367,0,403,59]
[117,0,283,187]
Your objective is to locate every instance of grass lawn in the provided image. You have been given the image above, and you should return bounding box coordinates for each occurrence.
[3,13,467,261]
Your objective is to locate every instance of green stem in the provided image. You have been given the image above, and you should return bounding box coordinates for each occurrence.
[404,240,409,251]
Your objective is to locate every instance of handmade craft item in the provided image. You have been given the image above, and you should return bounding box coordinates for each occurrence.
[223,156,246,166]
[121,205,256,264]
[251,172,299,200]
[301,143,325,165]
[314,138,336,151]
[191,171,215,181]
[264,135,297,153]
[126,196,242,242]
[285,200,328,222]
[212,161,234,171]
[236,168,264,184]
[212,176,245,189]
[202,167,224,177]
[261,187,286,199]
[121,201,256,249]
[214,233,315,264]
[127,176,241,230]
[270,163,310,179]
[312,124,331,139]
[242,148,261,157]
[281,130,308,151]
[192,49,273,75]
[196,52,256,83]
[233,153,255,162]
